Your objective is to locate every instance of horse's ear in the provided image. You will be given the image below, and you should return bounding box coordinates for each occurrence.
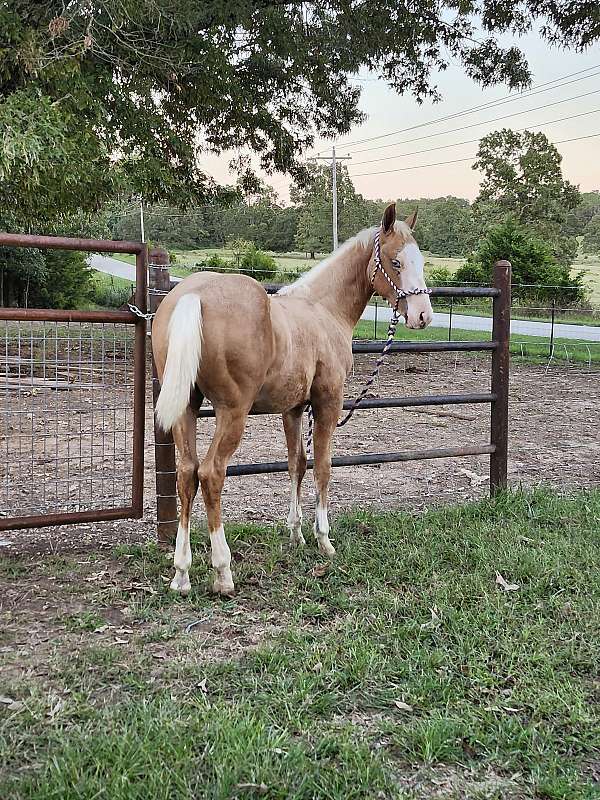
[405,208,418,230]
[381,202,396,234]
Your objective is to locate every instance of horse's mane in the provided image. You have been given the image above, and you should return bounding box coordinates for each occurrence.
[278,221,412,297]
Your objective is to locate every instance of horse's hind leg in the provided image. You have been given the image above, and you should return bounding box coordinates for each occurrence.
[199,405,248,596]
[170,407,200,595]
[283,407,307,546]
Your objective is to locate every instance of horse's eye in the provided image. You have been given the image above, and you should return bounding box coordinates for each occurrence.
[391,258,402,269]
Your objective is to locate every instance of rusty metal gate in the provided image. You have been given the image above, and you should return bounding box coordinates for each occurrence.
[0,234,147,531]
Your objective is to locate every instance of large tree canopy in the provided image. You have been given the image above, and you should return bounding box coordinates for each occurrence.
[2,1,598,227]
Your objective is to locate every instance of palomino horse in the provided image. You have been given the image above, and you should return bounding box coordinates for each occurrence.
[152,202,433,596]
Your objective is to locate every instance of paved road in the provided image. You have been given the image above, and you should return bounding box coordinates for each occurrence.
[361,304,600,342]
[89,254,600,342]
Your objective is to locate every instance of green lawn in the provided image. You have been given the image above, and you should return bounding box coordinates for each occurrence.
[1,488,599,798]
[353,320,600,365]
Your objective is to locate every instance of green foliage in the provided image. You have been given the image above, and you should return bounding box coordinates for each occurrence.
[427,266,455,286]
[39,251,93,309]
[455,217,587,303]
[562,191,600,236]
[473,129,581,228]
[472,129,581,267]
[0,247,92,309]
[582,214,600,254]
[194,253,235,272]
[90,273,134,309]
[396,196,477,256]
[292,164,382,255]
[239,245,278,281]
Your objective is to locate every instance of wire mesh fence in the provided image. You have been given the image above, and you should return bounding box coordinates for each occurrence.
[0,320,137,523]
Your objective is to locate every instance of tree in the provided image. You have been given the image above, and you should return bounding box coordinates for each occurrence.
[563,191,600,236]
[292,164,379,256]
[472,129,581,266]
[3,2,597,228]
[582,214,600,254]
[455,217,587,303]
[396,196,477,256]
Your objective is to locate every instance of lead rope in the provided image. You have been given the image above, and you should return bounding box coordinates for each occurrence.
[305,300,401,458]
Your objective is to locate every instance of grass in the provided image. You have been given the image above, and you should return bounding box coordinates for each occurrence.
[1,488,599,798]
[353,319,600,365]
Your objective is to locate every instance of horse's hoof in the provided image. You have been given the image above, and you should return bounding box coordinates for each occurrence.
[212,577,235,597]
[290,532,306,547]
[318,539,336,558]
[170,575,191,596]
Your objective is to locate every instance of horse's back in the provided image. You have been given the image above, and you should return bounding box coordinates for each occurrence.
[153,272,274,404]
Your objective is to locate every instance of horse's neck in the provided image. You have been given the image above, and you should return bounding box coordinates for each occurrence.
[297,246,373,327]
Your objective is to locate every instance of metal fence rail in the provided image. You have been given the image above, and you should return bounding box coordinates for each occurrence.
[0,234,148,531]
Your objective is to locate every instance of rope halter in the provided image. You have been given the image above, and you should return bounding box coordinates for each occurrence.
[370,226,432,303]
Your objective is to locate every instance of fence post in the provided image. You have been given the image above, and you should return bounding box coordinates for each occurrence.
[549,298,556,359]
[490,259,511,495]
[448,295,453,342]
[374,299,378,339]
[148,246,178,546]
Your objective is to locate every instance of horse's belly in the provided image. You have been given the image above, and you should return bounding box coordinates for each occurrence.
[252,370,311,414]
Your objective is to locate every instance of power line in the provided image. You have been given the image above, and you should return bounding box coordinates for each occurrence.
[349,108,600,167]
[336,64,600,150]
[346,88,600,157]
[349,131,600,178]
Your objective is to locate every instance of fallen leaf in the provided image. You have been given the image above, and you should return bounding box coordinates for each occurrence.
[236,783,268,795]
[114,637,128,644]
[311,563,330,578]
[458,468,489,486]
[312,661,323,673]
[93,625,110,633]
[420,606,441,630]
[495,572,520,592]
[197,678,208,693]
[0,695,23,711]
[394,700,413,712]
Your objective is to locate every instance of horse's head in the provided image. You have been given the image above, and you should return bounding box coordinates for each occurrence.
[369,202,433,330]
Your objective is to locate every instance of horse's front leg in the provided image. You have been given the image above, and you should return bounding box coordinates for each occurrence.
[283,406,307,546]
[311,395,342,557]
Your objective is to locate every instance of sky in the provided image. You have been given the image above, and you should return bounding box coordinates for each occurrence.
[198,29,600,205]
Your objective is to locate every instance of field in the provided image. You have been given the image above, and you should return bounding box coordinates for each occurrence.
[1,488,599,799]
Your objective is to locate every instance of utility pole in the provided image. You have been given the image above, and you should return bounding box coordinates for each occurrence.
[139,199,145,243]
[311,147,351,250]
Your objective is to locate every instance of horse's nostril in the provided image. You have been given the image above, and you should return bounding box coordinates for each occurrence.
[419,312,427,328]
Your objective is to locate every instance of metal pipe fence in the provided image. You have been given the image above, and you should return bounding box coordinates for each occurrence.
[149,256,511,542]
[0,234,148,531]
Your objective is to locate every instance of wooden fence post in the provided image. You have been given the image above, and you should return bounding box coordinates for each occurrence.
[148,246,178,546]
[490,259,511,495]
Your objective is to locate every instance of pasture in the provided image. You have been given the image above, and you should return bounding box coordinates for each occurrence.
[1,489,599,799]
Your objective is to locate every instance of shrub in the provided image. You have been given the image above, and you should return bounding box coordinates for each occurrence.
[455,217,588,304]
[239,245,278,281]
[90,276,133,308]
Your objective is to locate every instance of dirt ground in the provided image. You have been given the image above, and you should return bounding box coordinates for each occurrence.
[1,351,598,556]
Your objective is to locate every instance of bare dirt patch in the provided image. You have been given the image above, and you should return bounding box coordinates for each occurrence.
[1,353,598,554]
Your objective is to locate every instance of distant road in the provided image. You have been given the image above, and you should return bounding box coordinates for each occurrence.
[89,254,600,342]
[361,304,600,342]
[88,253,181,283]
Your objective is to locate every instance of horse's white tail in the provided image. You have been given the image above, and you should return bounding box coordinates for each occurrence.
[155,294,203,432]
